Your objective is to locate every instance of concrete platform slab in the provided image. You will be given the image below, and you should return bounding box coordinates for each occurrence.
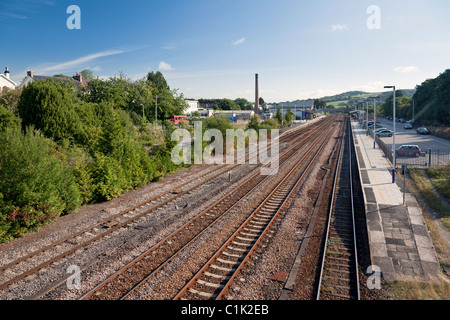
[352,120,440,282]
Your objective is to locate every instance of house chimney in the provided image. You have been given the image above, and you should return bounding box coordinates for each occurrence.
[73,73,82,82]
[27,70,34,78]
[255,73,259,114]
[4,66,10,79]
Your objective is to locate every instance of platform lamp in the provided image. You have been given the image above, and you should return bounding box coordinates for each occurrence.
[384,85,396,183]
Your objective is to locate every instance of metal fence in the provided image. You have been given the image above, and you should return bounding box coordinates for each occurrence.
[374,134,450,168]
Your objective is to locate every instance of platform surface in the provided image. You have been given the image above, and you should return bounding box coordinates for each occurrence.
[352,120,439,282]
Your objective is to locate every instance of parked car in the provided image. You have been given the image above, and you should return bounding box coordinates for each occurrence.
[417,127,431,135]
[375,128,388,133]
[376,129,394,137]
[396,145,421,157]
[404,123,413,129]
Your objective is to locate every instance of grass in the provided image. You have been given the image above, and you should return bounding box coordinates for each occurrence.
[408,167,450,229]
[426,166,450,204]
[386,277,450,300]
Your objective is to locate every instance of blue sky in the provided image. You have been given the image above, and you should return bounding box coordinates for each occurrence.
[1,0,449,102]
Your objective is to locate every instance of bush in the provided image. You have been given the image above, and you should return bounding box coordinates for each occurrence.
[0,127,81,242]
[0,104,21,132]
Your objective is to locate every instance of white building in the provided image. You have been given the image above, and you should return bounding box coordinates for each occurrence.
[0,67,17,91]
[185,100,199,115]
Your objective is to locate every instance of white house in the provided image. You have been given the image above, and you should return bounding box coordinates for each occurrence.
[0,67,17,91]
[185,100,199,115]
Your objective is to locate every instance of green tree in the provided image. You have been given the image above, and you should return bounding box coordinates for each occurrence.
[235,98,253,110]
[247,114,260,131]
[18,78,82,142]
[413,69,450,124]
[275,106,283,124]
[285,107,294,125]
[218,98,240,111]
[80,69,95,80]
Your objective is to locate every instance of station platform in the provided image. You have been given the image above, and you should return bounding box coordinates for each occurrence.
[351,120,440,281]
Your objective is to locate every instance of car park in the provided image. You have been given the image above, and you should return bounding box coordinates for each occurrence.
[417,127,431,135]
[396,145,421,157]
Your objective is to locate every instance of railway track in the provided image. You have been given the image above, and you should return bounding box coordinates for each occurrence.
[0,163,234,291]
[172,118,343,300]
[78,116,340,300]
[316,117,361,300]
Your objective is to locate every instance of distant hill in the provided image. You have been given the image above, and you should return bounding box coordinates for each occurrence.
[322,89,415,108]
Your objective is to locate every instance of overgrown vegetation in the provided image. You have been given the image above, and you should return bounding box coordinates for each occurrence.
[386,279,450,300]
[0,71,187,243]
[408,167,450,229]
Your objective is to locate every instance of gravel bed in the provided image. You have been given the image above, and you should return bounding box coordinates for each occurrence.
[222,122,341,300]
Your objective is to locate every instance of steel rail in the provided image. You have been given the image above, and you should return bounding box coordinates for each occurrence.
[316,117,360,300]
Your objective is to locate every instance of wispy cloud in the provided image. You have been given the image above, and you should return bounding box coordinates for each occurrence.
[158,61,174,71]
[0,12,28,19]
[393,66,419,73]
[36,50,125,73]
[331,24,349,31]
[232,37,246,45]
[0,0,55,21]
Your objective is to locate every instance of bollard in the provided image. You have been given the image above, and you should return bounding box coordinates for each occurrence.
[428,149,432,167]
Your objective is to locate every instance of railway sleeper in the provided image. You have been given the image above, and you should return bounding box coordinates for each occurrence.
[222,251,244,259]
[188,288,216,299]
[227,246,249,253]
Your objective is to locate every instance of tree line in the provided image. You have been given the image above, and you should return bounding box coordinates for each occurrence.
[379,69,450,124]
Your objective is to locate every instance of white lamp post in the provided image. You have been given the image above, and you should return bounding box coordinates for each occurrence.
[384,86,396,183]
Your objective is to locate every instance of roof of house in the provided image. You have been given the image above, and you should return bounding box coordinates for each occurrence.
[0,74,17,87]
[19,73,90,87]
